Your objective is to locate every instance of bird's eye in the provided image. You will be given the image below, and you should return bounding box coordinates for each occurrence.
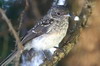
[56,12,61,15]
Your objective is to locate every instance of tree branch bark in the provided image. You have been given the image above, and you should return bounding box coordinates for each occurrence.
[41,0,92,66]
[0,0,92,66]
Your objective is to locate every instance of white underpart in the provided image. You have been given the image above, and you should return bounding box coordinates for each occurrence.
[23,32,67,66]
[57,0,66,5]
[49,48,57,54]
[21,48,57,66]
[74,16,80,21]
[24,32,66,51]
[21,53,44,66]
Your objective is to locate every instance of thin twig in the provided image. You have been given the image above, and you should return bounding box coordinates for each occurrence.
[18,0,29,34]
[0,8,23,51]
[0,8,24,65]
[16,1,32,65]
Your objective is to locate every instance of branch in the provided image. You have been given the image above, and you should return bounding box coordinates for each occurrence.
[0,0,92,65]
[0,8,23,51]
[0,8,24,65]
[41,0,92,66]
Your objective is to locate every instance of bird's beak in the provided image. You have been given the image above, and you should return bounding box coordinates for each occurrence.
[64,14,71,17]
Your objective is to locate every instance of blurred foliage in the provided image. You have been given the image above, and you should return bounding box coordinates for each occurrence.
[0,0,3,7]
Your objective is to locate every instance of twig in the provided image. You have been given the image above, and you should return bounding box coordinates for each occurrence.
[0,8,23,51]
[0,8,24,65]
[14,3,27,64]
[18,0,29,34]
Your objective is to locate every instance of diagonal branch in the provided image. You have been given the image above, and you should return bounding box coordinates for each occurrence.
[0,8,23,51]
[0,8,24,66]
[41,0,92,66]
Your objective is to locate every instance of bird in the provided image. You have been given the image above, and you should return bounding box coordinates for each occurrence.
[20,5,70,66]
[0,5,70,66]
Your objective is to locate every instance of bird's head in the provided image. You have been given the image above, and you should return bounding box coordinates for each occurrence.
[48,6,70,19]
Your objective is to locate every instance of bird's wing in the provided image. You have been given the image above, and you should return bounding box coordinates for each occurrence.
[21,17,54,45]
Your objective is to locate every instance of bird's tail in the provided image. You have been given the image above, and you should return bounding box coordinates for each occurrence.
[0,48,19,66]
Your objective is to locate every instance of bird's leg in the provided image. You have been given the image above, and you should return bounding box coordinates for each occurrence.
[42,50,54,60]
[41,50,47,59]
[54,46,65,55]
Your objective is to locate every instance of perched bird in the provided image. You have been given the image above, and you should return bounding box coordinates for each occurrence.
[0,5,69,66]
[21,6,70,66]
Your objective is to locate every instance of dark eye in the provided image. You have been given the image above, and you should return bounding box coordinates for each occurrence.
[56,12,61,15]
